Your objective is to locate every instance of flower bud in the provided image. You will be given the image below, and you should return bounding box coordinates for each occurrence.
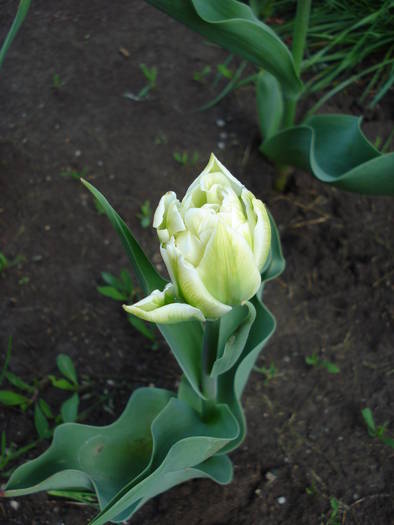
[124,154,271,323]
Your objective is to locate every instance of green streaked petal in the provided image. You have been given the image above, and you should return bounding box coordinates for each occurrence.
[174,251,231,319]
[251,197,271,272]
[123,284,205,324]
[197,220,261,305]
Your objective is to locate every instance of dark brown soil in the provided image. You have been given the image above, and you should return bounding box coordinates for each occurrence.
[0,1,393,524]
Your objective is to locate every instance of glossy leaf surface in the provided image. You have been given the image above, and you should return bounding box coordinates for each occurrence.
[261,115,394,195]
[145,0,302,97]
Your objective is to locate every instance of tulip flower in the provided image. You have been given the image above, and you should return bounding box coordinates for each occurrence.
[124,154,271,323]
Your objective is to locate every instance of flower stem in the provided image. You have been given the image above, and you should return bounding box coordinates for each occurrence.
[282,0,311,129]
[201,319,220,404]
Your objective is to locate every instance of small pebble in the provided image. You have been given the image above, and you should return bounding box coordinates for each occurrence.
[277,496,286,505]
[265,472,276,483]
[217,141,225,150]
[44,225,51,231]
[219,131,228,139]
[75,149,82,157]
[10,500,20,511]
[216,118,226,127]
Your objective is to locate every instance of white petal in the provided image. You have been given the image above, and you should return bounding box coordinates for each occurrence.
[197,220,261,305]
[183,153,244,207]
[153,191,176,228]
[241,189,271,271]
[252,198,271,272]
[123,283,205,324]
[173,249,232,319]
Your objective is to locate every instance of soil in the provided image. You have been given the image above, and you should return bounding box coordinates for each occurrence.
[0,1,393,524]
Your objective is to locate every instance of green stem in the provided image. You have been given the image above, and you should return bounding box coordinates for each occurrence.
[201,320,220,403]
[282,0,311,129]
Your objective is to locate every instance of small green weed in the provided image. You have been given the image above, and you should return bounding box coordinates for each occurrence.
[0,251,8,272]
[217,63,233,79]
[0,252,25,273]
[123,64,157,101]
[154,131,168,145]
[52,73,63,90]
[305,353,340,374]
[193,65,211,83]
[362,407,394,448]
[97,269,134,302]
[325,497,341,525]
[137,200,152,229]
[0,339,90,476]
[97,270,157,346]
[254,362,278,384]
[173,151,199,166]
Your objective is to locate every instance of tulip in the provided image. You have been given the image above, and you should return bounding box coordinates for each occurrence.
[124,154,271,323]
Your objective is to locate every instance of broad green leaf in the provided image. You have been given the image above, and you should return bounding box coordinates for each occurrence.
[158,322,203,397]
[34,403,50,439]
[218,295,276,453]
[61,393,79,423]
[82,180,205,398]
[211,302,256,378]
[5,388,236,524]
[56,354,78,385]
[0,0,31,71]
[261,115,394,195]
[256,70,284,141]
[145,0,302,97]
[81,179,166,294]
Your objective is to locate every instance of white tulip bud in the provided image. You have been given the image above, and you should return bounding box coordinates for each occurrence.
[124,154,271,324]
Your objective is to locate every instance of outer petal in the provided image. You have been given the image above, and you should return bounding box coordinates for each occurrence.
[197,220,261,305]
[153,192,184,243]
[165,241,231,319]
[241,189,271,272]
[123,284,205,324]
[251,197,271,272]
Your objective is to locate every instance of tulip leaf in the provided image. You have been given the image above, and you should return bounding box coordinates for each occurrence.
[218,295,276,453]
[6,388,237,524]
[261,211,286,283]
[211,302,256,378]
[256,70,284,141]
[0,0,31,71]
[81,179,167,294]
[60,393,79,423]
[261,115,394,195]
[158,322,204,398]
[82,180,205,398]
[145,0,302,97]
